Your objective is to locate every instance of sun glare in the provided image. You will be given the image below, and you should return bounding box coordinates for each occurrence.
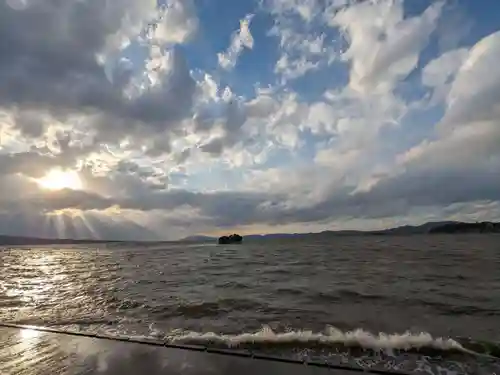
[37,169,83,191]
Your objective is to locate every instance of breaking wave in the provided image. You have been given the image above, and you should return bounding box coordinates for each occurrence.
[166,325,465,352]
[161,326,500,374]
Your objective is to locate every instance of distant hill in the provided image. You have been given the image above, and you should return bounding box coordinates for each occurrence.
[368,221,460,235]
[428,221,500,234]
[181,221,499,242]
[1,221,497,246]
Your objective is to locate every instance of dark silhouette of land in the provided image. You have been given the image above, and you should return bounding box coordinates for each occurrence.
[183,221,500,242]
[428,221,500,234]
[217,234,243,244]
[0,221,498,245]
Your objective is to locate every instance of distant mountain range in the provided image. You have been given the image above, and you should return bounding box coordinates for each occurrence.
[181,221,500,242]
[0,221,498,246]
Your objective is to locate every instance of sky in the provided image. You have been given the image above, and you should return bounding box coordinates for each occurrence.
[0,0,499,240]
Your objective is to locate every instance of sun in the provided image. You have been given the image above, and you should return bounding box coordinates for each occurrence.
[37,169,83,191]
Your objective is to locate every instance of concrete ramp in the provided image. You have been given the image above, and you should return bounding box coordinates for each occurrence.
[0,324,407,375]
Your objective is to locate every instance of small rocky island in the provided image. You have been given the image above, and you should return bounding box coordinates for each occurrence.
[217,234,243,244]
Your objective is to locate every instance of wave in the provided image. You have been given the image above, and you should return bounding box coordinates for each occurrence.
[165,326,474,354]
[160,326,500,375]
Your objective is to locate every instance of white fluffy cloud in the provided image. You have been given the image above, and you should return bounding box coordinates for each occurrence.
[151,0,198,45]
[263,0,321,23]
[441,31,500,133]
[218,14,255,70]
[361,31,500,217]
[265,0,339,83]
[403,31,500,169]
[422,47,469,106]
[331,0,444,93]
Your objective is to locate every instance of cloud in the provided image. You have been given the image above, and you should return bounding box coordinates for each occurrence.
[245,95,279,118]
[403,31,500,168]
[360,31,500,216]
[440,31,500,134]
[263,0,321,23]
[193,88,282,159]
[331,0,444,93]
[0,0,498,240]
[264,0,338,83]
[218,14,255,70]
[151,0,198,45]
[421,47,469,106]
[0,0,197,155]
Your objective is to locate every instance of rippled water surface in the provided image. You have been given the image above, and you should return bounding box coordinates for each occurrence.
[1,235,500,374]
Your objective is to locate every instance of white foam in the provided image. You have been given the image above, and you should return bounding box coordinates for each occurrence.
[166,325,467,352]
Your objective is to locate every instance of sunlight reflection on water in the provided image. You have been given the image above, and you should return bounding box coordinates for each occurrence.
[20,328,40,340]
[1,238,500,374]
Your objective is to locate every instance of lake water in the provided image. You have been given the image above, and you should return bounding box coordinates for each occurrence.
[1,235,499,374]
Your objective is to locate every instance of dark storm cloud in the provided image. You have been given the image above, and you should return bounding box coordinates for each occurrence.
[0,0,196,143]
